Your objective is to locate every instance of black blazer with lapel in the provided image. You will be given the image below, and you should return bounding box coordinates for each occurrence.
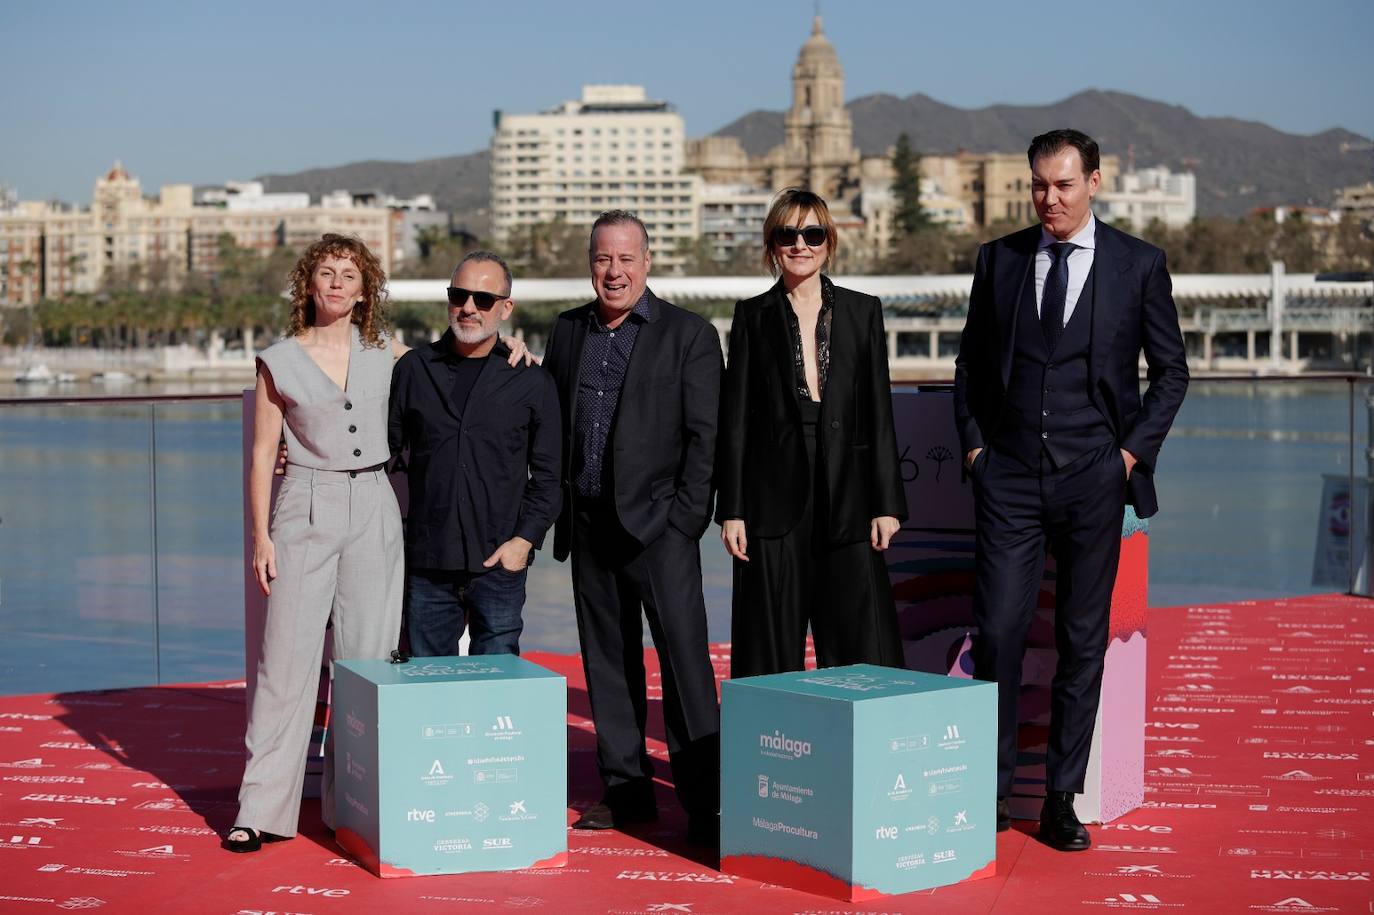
[715,278,907,542]
[542,290,723,561]
[388,333,563,570]
[952,219,1189,518]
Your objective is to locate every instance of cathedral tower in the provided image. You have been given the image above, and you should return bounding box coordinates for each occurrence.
[780,16,858,197]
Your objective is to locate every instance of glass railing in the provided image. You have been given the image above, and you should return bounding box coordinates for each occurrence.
[1148,375,1369,605]
[1,377,1368,695]
[0,395,246,695]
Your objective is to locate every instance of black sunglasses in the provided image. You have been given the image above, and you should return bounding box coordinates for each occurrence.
[446,287,509,311]
[771,225,827,248]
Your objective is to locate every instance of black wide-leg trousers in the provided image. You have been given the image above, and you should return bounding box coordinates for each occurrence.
[970,441,1126,797]
[729,404,904,679]
[569,500,720,820]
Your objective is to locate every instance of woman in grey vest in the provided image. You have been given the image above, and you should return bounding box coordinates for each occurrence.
[225,233,407,852]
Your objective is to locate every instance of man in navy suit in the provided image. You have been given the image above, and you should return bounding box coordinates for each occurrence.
[953,129,1188,850]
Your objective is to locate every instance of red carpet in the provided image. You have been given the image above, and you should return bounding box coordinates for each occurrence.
[1,593,1371,913]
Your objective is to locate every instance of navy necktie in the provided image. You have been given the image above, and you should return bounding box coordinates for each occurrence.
[1040,241,1074,350]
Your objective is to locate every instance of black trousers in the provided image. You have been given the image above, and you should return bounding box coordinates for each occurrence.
[569,500,720,819]
[969,441,1126,797]
[730,402,904,679]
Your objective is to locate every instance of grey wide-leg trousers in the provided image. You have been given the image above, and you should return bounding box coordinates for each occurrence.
[235,465,402,837]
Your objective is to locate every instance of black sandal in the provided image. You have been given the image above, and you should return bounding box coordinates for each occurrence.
[222,826,289,853]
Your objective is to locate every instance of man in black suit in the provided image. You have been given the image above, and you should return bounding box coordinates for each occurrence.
[542,210,722,846]
[388,251,561,657]
[953,129,1188,851]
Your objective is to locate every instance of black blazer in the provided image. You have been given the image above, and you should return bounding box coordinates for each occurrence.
[952,219,1190,518]
[715,279,907,542]
[388,333,562,570]
[542,290,723,561]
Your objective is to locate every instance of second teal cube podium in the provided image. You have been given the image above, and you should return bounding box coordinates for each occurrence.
[721,664,996,901]
[332,655,567,877]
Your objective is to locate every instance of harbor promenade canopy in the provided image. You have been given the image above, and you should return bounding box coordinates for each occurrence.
[386,273,1374,307]
[390,271,1372,372]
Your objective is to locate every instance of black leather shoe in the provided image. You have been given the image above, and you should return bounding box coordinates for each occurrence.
[572,801,616,830]
[686,812,719,848]
[1039,791,1090,851]
[996,798,1011,832]
[572,791,658,830]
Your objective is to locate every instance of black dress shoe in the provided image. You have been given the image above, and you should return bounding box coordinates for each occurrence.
[572,795,658,830]
[1039,790,1091,851]
[996,798,1011,832]
[572,801,615,830]
[686,812,719,848]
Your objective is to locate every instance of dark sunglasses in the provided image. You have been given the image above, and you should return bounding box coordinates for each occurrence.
[771,225,827,248]
[446,287,509,310]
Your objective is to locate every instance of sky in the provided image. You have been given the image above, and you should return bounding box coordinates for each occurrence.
[2,0,1371,204]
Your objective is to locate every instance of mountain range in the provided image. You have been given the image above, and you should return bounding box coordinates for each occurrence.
[258,89,1372,226]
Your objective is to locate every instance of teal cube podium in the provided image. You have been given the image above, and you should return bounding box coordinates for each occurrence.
[720,664,996,901]
[332,656,567,877]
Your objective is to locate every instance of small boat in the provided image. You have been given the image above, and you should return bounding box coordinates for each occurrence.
[14,364,54,383]
[91,370,135,384]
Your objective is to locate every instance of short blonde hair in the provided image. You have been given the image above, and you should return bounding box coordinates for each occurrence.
[762,188,839,275]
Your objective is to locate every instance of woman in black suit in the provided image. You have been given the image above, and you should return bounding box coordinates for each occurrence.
[716,188,907,678]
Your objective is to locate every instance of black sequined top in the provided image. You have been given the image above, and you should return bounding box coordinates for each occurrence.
[782,275,834,402]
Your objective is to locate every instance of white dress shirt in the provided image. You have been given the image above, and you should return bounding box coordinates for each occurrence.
[1034,214,1097,326]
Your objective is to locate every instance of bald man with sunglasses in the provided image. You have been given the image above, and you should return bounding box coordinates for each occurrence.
[387,250,562,657]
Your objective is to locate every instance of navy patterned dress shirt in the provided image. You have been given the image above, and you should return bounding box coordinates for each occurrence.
[573,291,652,498]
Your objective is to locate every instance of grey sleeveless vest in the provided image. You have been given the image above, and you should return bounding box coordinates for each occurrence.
[256,323,392,470]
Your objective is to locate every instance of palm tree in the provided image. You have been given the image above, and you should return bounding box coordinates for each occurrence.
[17,259,38,347]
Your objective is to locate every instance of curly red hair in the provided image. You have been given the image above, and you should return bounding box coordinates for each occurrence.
[286,233,390,348]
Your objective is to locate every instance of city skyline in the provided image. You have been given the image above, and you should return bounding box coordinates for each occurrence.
[2,0,1371,204]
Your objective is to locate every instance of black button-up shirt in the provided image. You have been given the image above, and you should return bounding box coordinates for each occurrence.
[439,349,486,419]
[574,291,651,498]
[388,331,562,571]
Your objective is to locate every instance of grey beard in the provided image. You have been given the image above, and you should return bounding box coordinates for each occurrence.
[450,317,497,345]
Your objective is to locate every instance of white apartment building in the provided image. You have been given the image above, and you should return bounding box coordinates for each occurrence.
[700,184,772,266]
[199,181,310,211]
[490,85,701,271]
[0,164,394,307]
[1095,166,1197,229]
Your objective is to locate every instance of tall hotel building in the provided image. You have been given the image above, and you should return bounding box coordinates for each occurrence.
[490,85,701,271]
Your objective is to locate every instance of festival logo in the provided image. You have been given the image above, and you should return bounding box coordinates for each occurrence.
[1082,894,1180,910]
[1265,770,1328,782]
[750,817,818,840]
[937,724,965,751]
[500,800,536,823]
[888,734,930,753]
[421,722,475,739]
[758,730,811,761]
[113,844,189,862]
[1248,900,1340,913]
[271,885,352,897]
[422,758,453,787]
[1250,870,1370,881]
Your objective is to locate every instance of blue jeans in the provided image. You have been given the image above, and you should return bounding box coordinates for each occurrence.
[405,566,527,656]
